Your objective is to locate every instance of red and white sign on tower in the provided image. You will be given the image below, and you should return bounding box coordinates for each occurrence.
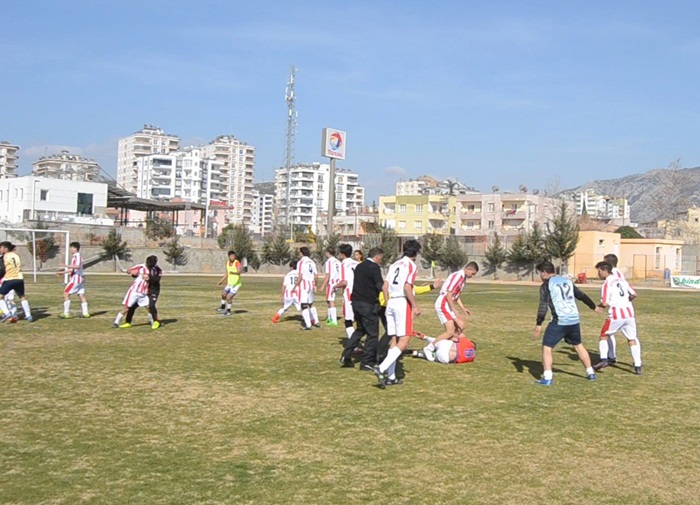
[321,128,347,160]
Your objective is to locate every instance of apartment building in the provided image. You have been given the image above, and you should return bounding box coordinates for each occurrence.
[0,141,19,178]
[274,162,365,233]
[200,135,255,227]
[32,149,101,181]
[251,190,274,237]
[396,175,477,196]
[455,193,561,238]
[564,188,630,223]
[117,125,180,193]
[379,194,456,237]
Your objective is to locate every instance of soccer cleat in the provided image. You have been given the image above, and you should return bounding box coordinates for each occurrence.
[635,366,643,375]
[272,314,280,324]
[385,378,404,386]
[82,313,91,318]
[327,321,338,327]
[370,366,388,389]
[593,360,609,371]
[300,326,312,331]
[424,348,436,362]
[313,323,321,328]
[222,312,231,317]
[359,363,375,372]
[59,313,71,319]
[119,323,132,329]
[26,316,33,323]
[112,323,119,328]
[151,321,161,330]
[339,358,354,368]
[216,307,226,313]
[412,350,426,359]
[411,330,426,339]
[0,313,12,323]
[587,373,597,381]
[608,357,617,364]
[534,378,553,386]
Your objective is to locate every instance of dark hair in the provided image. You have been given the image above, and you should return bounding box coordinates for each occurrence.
[367,247,384,258]
[146,255,158,268]
[339,244,353,258]
[536,261,555,274]
[325,247,336,256]
[595,261,612,273]
[299,246,311,257]
[466,261,479,272]
[403,239,421,258]
[289,260,298,269]
[228,250,236,257]
[0,241,15,251]
[70,242,81,251]
[354,249,364,260]
[603,254,618,267]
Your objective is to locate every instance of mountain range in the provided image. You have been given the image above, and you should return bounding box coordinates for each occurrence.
[562,166,700,223]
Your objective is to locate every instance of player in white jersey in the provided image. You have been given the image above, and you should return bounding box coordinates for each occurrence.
[371,240,421,388]
[598,253,637,363]
[272,261,301,323]
[293,246,319,330]
[57,242,90,318]
[334,244,359,339]
[425,262,479,361]
[594,261,642,374]
[319,247,342,326]
[113,263,151,328]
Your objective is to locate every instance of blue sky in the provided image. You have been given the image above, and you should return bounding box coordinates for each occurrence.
[3,0,700,203]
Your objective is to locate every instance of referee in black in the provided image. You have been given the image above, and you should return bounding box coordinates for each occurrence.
[340,247,384,370]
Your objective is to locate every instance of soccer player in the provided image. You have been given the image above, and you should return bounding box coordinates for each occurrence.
[424,261,479,361]
[533,260,603,386]
[113,262,151,328]
[599,253,636,363]
[319,247,342,326]
[334,244,359,339]
[594,261,642,374]
[411,330,476,365]
[216,250,242,317]
[371,239,421,388]
[272,260,301,323]
[0,241,33,322]
[123,255,162,329]
[293,246,319,330]
[57,241,90,318]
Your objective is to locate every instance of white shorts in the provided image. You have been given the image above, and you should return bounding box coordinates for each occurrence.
[386,297,413,337]
[326,283,338,302]
[342,294,354,321]
[434,340,455,364]
[223,284,241,296]
[5,290,15,302]
[65,281,85,295]
[605,318,637,341]
[435,296,456,326]
[282,296,301,312]
[123,290,149,308]
[299,287,314,305]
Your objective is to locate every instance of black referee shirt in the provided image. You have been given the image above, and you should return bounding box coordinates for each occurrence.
[351,259,384,304]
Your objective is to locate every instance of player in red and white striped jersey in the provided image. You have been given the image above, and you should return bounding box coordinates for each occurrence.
[599,253,637,362]
[424,262,479,361]
[334,244,359,339]
[594,261,642,374]
[319,247,342,326]
[272,261,301,323]
[112,263,151,328]
[57,242,90,318]
[293,247,319,330]
[371,240,421,388]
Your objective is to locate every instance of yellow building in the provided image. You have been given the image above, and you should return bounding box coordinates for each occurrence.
[379,195,456,237]
[569,231,621,278]
[620,238,683,279]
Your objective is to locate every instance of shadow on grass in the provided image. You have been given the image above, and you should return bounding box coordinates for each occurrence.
[160,318,178,326]
[506,356,590,380]
[88,310,109,317]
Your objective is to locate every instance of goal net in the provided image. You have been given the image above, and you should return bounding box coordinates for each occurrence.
[0,227,71,283]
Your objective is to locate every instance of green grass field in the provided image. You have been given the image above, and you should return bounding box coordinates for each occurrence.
[1,275,698,505]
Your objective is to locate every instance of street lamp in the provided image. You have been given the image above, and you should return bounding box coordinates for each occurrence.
[30,178,40,221]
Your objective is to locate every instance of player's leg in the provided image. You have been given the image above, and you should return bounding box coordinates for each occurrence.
[309,300,320,327]
[342,296,355,338]
[15,282,31,321]
[115,290,134,327]
[594,334,611,370]
[300,301,312,329]
[61,286,72,318]
[600,319,617,362]
[566,325,595,380]
[340,302,368,363]
[149,293,160,329]
[535,324,565,385]
[218,289,228,312]
[435,339,455,364]
[124,302,138,324]
[78,291,89,318]
[621,320,642,373]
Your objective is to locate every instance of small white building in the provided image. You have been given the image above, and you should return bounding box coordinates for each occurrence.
[251,190,274,237]
[0,176,112,225]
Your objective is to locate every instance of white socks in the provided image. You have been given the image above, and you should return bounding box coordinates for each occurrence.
[310,307,319,324]
[379,346,402,374]
[114,313,124,325]
[345,325,354,338]
[608,335,617,359]
[302,309,311,327]
[21,300,31,319]
[543,370,553,380]
[64,300,71,314]
[81,302,89,316]
[630,339,642,367]
[328,307,337,323]
[599,339,609,361]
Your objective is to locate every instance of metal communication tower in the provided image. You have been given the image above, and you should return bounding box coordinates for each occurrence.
[284,65,298,237]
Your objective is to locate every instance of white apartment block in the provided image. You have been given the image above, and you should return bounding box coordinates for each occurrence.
[455,193,562,238]
[0,141,19,178]
[251,190,274,237]
[32,149,100,181]
[200,135,255,227]
[396,175,477,196]
[117,125,180,193]
[565,189,630,223]
[135,147,223,205]
[275,162,365,233]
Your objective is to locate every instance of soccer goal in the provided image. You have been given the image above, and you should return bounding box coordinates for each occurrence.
[0,227,71,283]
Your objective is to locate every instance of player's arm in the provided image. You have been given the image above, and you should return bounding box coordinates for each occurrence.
[405,280,420,316]
[534,283,550,338]
[382,280,389,306]
[456,297,472,317]
[216,270,227,286]
[293,262,303,289]
[414,281,440,296]
[573,286,603,314]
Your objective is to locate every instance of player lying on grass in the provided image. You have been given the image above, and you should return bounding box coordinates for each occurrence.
[410,330,476,364]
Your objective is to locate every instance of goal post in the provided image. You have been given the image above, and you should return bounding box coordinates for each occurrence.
[0,227,71,283]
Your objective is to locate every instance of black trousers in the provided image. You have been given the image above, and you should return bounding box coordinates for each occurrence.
[126,291,159,324]
[342,300,380,366]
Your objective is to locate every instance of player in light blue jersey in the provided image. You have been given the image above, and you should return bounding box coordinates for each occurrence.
[532,261,603,386]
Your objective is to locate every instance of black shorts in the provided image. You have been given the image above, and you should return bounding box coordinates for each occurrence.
[542,322,582,348]
[0,279,25,297]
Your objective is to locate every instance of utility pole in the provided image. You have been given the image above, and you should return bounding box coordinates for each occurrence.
[284,65,298,240]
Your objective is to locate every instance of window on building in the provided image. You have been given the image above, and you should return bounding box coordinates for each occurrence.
[77,193,94,215]
[414,220,423,229]
[655,246,662,269]
[399,220,406,229]
[488,203,495,212]
[675,248,682,269]
[399,204,406,214]
[598,239,604,247]
[488,220,494,230]
[40,190,49,201]
[415,204,423,214]
[467,204,475,212]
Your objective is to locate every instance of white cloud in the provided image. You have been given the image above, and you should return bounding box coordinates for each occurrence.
[383,165,408,176]
[20,139,119,177]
